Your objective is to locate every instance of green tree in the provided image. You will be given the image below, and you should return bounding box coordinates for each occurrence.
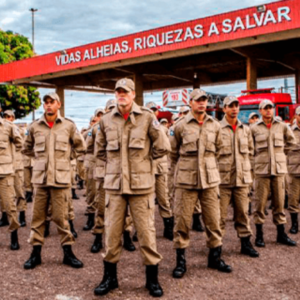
[0,30,41,119]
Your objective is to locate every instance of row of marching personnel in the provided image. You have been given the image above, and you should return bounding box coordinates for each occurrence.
[0,78,300,298]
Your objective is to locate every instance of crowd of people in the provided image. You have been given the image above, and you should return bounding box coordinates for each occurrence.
[0,77,299,298]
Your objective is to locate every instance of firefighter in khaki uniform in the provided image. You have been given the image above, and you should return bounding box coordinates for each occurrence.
[218,97,259,257]
[287,106,300,234]
[170,89,231,279]
[3,110,27,227]
[251,99,296,247]
[146,101,173,240]
[0,113,22,250]
[90,104,136,253]
[94,78,168,297]
[22,92,86,270]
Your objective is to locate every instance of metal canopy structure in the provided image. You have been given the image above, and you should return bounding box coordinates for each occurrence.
[0,0,300,115]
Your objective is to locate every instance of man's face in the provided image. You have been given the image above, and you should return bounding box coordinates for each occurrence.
[43,97,61,116]
[94,112,103,123]
[189,97,208,114]
[249,116,259,124]
[296,114,300,125]
[90,118,97,126]
[260,105,274,119]
[223,102,239,118]
[4,115,14,122]
[115,88,135,108]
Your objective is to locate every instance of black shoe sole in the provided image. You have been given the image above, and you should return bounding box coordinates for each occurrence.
[24,261,41,270]
[94,284,118,296]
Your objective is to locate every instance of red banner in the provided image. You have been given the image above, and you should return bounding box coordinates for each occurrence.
[0,0,299,83]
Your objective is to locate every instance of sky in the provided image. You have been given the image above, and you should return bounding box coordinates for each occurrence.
[0,0,296,127]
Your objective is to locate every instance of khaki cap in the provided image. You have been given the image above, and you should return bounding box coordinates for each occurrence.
[105,99,116,111]
[94,108,105,116]
[259,99,274,109]
[179,106,190,113]
[160,118,168,124]
[115,78,135,92]
[248,112,259,120]
[189,89,208,101]
[224,96,239,106]
[172,113,179,121]
[3,110,15,118]
[146,101,158,110]
[296,106,300,115]
[43,92,60,103]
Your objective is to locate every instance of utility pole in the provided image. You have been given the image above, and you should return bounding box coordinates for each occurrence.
[29,8,38,120]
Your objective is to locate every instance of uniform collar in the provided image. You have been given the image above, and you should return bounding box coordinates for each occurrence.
[38,111,64,125]
[256,117,279,126]
[111,101,142,125]
[220,116,243,128]
[185,111,212,124]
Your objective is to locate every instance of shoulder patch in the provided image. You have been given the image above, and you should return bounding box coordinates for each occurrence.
[152,119,160,129]
[169,129,175,136]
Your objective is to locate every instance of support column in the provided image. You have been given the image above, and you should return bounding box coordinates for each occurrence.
[296,69,300,104]
[56,86,65,117]
[247,57,257,91]
[134,73,144,106]
[193,75,201,89]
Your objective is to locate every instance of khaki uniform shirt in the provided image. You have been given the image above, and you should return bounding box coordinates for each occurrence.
[83,127,95,168]
[0,117,23,177]
[169,112,223,190]
[153,124,169,175]
[12,124,24,171]
[219,117,253,187]
[287,123,300,177]
[251,118,295,177]
[95,102,170,195]
[22,112,86,188]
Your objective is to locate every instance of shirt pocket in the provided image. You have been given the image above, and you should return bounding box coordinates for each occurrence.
[273,133,284,147]
[130,159,154,189]
[31,160,46,184]
[220,134,231,155]
[242,161,252,184]
[55,159,71,184]
[254,154,269,175]
[219,163,231,185]
[255,134,268,150]
[34,135,46,152]
[106,130,119,151]
[288,156,300,175]
[176,158,197,185]
[205,157,220,184]
[55,135,69,152]
[205,133,216,153]
[275,153,287,174]
[239,138,249,154]
[181,132,198,153]
[129,130,146,149]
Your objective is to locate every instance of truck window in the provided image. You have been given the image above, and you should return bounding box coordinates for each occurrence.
[277,106,289,121]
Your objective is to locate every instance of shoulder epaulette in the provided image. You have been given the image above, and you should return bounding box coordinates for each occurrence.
[141,106,153,113]
[175,116,184,124]
[64,117,76,124]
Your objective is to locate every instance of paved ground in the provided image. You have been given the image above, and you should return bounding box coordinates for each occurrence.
[1,189,300,300]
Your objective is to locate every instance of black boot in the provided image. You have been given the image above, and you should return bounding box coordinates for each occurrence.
[11,230,20,250]
[145,265,163,297]
[19,211,26,227]
[78,180,84,190]
[277,224,296,246]
[132,231,138,242]
[290,213,298,234]
[284,194,289,209]
[69,220,77,238]
[255,224,265,247]
[72,188,79,200]
[123,231,136,251]
[248,202,252,216]
[172,249,186,278]
[241,236,259,257]
[24,245,42,269]
[207,246,232,273]
[62,245,83,268]
[0,212,9,227]
[163,217,174,241]
[94,261,118,296]
[44,220,50,237]
[25,191,33,203]
[91,234,103,253]
[192,214,205,232]
[83,213,95,231]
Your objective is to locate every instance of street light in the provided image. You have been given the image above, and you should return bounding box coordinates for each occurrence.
[29,8,38,120]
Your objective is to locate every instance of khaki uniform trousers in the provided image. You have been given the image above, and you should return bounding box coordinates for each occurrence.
[93,180,133,235]
[173,187,222,249]
[254,176,286,225]
[219,187,252,238]
[85,165,97,214]
[155,174,172,219]
[15,169,27,212]
[104,193,162,265]
[0,175,20,232]
[77,160,85,182]
[288,176,300,214]
[24,166,33,193]
[30,187,75,246]
[71,164,77,189]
